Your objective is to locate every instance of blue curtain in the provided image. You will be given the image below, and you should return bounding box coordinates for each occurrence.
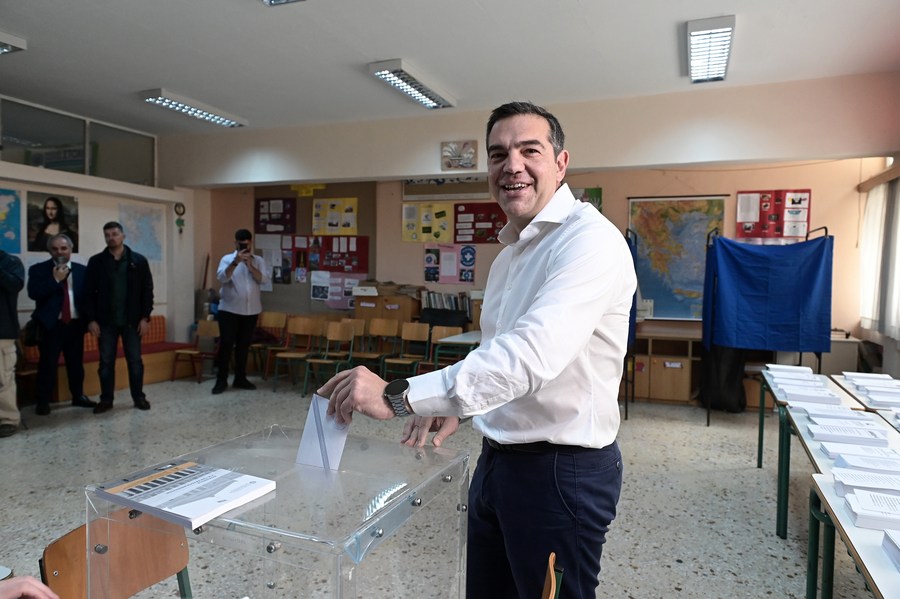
[702,236,832,353]
[625,233,637,350]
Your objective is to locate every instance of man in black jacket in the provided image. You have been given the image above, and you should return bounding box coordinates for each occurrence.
[0,249,24,437]
[27,234,97,415]
[83,222,154,414]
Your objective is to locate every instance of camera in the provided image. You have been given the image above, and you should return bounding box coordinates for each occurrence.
[238,242,249,251]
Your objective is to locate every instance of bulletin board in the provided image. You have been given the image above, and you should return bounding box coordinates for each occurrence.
[401,200,504,244]
[255,198,296,234]
[735,189,811,242]
[312,198,358,236]
[294,235,369,274]
[454,202,506,243]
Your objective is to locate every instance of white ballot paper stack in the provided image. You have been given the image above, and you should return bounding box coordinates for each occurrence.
[296,394,350,470]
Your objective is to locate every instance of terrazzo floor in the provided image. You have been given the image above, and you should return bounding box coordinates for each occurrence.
[0,378,875,598]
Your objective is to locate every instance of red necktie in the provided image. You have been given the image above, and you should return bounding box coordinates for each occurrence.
[61,278,72,324]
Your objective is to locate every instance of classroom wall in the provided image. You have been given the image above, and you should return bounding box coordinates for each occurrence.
[157,72,900,188]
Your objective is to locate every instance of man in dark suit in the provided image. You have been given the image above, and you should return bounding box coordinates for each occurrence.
[27,234,97,415]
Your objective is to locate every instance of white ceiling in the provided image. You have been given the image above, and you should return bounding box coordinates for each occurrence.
[1,0,899,138]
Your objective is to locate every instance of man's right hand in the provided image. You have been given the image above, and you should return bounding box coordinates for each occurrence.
[401,416,460,448]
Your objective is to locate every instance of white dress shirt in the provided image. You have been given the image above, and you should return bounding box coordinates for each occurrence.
[409,184,637,448]
[216,251,270,315]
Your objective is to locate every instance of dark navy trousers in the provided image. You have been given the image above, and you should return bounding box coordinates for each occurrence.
[466,438,623,599]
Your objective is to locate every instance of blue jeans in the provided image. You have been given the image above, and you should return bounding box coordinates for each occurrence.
[98,323,145,403]
[466,438,623,599]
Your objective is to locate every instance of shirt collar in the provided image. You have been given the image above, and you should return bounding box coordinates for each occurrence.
[498,183,576,246]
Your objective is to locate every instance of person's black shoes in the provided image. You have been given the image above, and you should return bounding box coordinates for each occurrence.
[134,398,151,411]
[35,404,51,416]
[232,379,257,390]
[72,396,98,408]
[0,423,18,437]
[93,402,114,414]
[212,380,228,395]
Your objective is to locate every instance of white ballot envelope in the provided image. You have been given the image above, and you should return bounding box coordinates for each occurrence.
[296,394,350,470]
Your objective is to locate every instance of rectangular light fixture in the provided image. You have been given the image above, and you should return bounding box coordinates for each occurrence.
[368,59,454,109]
[141,88,247,128]
[687,15,735,83]
[260,0,305,5]
[0,30,27,55]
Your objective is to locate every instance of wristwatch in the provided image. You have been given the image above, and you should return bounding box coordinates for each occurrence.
[383,379,412,417]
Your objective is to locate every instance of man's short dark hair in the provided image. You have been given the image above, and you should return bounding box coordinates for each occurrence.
[103,221,124,233]
[235,229,252,241]
[486,101,566,157]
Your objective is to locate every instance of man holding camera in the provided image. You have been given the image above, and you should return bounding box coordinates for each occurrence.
[27,234,97,415]
[212,228,269,394]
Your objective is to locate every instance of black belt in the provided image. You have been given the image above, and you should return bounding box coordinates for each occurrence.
[484,437,597,454]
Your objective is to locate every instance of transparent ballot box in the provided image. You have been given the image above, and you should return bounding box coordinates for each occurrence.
[85,425,469,598]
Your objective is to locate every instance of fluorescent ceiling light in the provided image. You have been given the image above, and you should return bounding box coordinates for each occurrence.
[368,59,454,109]
[261,0,305,5]
[141,88,247,128]
[0,30,27,55]
[687,15,735,83]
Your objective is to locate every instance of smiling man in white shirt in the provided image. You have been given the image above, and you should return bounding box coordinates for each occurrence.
[319,101,636,598]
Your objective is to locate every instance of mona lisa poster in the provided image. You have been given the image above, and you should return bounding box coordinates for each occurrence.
[27,191,79,253]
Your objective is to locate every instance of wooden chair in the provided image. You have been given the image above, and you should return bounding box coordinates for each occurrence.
[40,509,191,599]
[351,317,399,371]
[170,319,220,382]
[416,325,465,374]
[541,552,563,599]
[381,321,430,381]
[340,317,367,351]
[249,311,288,377]
[271,316,322,391]
[302,321,355,395]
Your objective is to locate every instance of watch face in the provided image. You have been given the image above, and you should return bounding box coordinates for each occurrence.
[385,378,409,397]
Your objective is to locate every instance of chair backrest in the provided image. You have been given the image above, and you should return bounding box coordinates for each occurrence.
[195,319,220,339]
[430,325,463,344]
[341,318,367,347]
[320,321,355,358]
[255,311,288,343]
[368,317,399,338]
[398,322,430,358]
[285,316,321,350]
[41,510,189,599]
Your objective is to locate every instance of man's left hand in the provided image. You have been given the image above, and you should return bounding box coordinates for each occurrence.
[137,318,150,337]
[319,366,395,425]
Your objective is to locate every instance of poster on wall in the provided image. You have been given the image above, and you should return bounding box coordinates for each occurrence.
[27,191,79,253]
[735,189,811,244]
[312,198,358,236]
[401,202,452,242]
[628,196,725,320]
[0,189,22,254]
[325,272,367,310]
[454,202,505,243]
[255,198,296,234]
[571,187,603,212]
[424,243,476,284]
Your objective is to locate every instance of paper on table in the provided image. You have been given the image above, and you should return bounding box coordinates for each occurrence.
[296,394,349,470]
[820,443,900,460]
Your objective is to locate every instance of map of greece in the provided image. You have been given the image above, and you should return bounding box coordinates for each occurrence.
[630,198,723,320]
